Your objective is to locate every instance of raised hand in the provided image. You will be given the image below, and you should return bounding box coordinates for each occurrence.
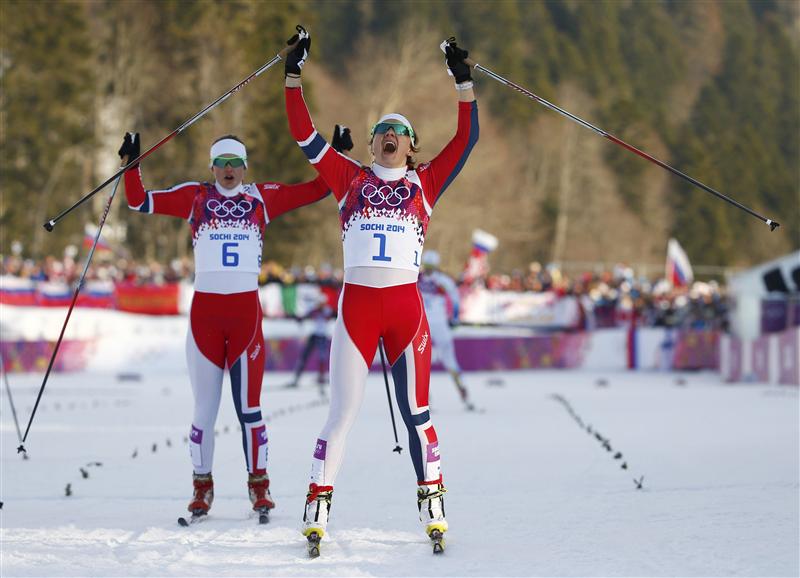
[440,37,472,84]
[284,25,311,77]
[331,125,353,153]
[118,132,140,166]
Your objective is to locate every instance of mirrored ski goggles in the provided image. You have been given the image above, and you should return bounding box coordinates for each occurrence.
[211,156,247,168]
[371,122,415,142]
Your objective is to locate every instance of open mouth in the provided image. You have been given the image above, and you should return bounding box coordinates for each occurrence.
[383,141,397,154]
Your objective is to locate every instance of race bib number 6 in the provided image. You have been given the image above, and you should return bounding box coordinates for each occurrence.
[194,229,261,274]
[222,242,239,267]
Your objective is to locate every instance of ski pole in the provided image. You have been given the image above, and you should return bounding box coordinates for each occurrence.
[19,173,124,453]
[460,51,781,231]
[1,355,26,456]
[378,338,403,454]
[43,46,292,232]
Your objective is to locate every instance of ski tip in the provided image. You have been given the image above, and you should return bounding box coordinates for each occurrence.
[178,510,208,526]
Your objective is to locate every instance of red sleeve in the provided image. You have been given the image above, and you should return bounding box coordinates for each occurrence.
[124,166,198,219]
[124,167,147,207]
[259,175,331,221]
[417,100,479,207]
[285,86,360,202]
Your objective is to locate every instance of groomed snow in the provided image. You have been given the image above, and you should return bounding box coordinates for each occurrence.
[1,323,798,577]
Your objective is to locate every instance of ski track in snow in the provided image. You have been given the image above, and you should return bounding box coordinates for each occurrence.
[1,361,798,576]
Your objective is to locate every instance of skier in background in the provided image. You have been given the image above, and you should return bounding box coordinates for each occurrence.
[285,125,352,394]
[283,27,479,554]
[118,130,333,521]
[286,292,335,392]
[418,250,475,411]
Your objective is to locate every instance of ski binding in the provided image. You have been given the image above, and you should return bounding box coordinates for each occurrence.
[306,531,322,558]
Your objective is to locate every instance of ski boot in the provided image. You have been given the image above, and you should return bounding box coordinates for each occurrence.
[303,483,333,558]
[418,482,448,554]
[248,474,275,524]
[179,473,213,525]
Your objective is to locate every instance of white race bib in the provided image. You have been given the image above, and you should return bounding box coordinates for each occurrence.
[343,214,423,272]
[194,224,262,274]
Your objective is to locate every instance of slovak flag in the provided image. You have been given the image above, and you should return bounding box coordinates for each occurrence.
[666,238,694,288]
[462,229,499,284]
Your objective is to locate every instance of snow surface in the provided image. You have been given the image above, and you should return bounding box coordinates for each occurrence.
[1,314,799,577]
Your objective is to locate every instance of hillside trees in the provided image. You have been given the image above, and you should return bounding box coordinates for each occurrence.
[1,1,95,258]
[1,0,796,275]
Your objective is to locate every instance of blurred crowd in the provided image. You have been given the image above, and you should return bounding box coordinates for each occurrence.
[2,252,727,330]
[1,249,191,286]
[1,250,342,288]
[478,261,728,330]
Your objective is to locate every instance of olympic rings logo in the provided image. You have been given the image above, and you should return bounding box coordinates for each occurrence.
[361,183,412,207]
[206,199,252,219]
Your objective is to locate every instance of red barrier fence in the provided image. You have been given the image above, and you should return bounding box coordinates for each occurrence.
[0,280,180,315]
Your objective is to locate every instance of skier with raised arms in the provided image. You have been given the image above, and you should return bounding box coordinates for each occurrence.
[118,131,334,525]
[282,26,479,555]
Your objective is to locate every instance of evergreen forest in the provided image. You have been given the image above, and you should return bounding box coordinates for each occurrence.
[1,0,797,275]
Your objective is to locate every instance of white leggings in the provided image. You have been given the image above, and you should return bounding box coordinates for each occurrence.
[185,290,268,476]
[308,282,442,487]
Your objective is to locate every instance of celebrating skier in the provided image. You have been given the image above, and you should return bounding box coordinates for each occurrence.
[283,27,479,555]
[418,250,474,411]
[118,132,331,524]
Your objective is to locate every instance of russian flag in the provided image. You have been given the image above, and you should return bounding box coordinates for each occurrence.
[36,281,72,306]
[83,225,112,254]
[0,275,37,306]
[462,229,499,284]
[666,238,694,288]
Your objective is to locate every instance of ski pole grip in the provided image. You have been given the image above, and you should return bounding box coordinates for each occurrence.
[44,220,55,232]
[280,24,307,60]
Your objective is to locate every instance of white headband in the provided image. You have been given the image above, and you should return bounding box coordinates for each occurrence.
[209,138,247,168]
[374,113,416,145]
[377,113,414,128]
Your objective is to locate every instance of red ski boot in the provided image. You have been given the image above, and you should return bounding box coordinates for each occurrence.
[248,474,275,524]
[188,473,214,514]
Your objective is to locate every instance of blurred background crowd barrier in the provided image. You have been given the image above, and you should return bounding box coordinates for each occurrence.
[1,251,797,384]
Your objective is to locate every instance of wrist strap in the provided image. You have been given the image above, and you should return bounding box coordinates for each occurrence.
[455,80,474,91]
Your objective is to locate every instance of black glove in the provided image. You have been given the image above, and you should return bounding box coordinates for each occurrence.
[117,132,140,167]
[285,25,311,76]
[331,124,353,153]
[441,37,472,83]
